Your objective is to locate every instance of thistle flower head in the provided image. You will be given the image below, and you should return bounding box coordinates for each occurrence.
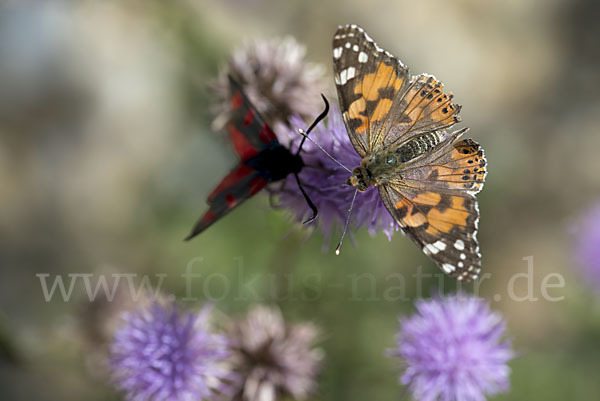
[270,108,398,244]
[389,294,514,401]
[227,305,323,401]
[211,37,329,135]
[574,202,600,292]
[110,300,232,401]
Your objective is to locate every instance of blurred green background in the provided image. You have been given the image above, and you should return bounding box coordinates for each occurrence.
[2,0,600,400]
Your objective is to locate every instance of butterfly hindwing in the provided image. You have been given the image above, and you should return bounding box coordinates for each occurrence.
[378,184,482,281]
[400,129,487,195]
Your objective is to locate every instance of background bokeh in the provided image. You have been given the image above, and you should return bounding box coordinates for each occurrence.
[2,0,600,400]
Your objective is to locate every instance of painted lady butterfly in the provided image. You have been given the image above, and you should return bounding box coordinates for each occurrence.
[332,25,486,281]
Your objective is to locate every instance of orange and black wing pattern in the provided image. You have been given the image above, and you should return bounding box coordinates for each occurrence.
[332,25,461,155]
[333,25,486,281]
[333,25,409,157]
[378,130,486,281]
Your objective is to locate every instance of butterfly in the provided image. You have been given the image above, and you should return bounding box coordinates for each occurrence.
[185,76,328,240]
[332,25,486,281]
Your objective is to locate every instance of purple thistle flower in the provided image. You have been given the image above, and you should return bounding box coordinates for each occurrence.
[270,106,398,244]
[388,294,514,401]
[574,202,600,292]
[211,37,329,136]
[110,300,233,401]
[226,305,323,401]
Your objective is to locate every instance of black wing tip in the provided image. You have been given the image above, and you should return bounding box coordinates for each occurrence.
[184,224,206,242]
[183,231,197,242]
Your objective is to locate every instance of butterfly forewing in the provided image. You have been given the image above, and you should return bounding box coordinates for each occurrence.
[333,25,409,156]
[382,74,461,148]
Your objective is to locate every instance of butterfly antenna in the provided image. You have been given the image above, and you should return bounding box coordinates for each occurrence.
[335,187,359,255]
[297,129,352,173]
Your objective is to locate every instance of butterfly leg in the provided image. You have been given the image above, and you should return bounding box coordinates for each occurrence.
[294,173,318,224]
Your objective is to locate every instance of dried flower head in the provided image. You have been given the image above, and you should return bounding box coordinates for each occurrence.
[574,202,600,292]
[110,300,233,401]
[211,37,329,134]
[270,108,398,245]
[388,294,514,401]
[227,305,323,401]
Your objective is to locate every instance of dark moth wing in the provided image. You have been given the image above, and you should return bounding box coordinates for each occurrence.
[185,77,283,240]
[185,165,268,239]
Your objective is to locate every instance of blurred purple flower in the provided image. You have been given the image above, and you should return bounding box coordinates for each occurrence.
[227,305,323,401]
[574,202,600,291]
[270,107,398,244]
[110,300,233,401]
[211,37,329,135]
[388,294,514,401]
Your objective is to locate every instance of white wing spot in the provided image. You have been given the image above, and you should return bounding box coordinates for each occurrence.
[433,240,447,251]
[345,42,351,49]
[424,243,439,255]
[346,66,356,80]
[333,47,343,59]
[334,74,341,85]
[454,239,465,250]
[442,263,456,273]
[340,69,347,85]
[458,261,464,268]
[352,44,359,52]
[358,52,368,63]
[460,253,466,260]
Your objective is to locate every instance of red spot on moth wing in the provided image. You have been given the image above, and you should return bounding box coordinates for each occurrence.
[202,210,217,223]
[259,123,277,145]
[225,193,236,207]
[228,123,259,161]
[243,109,255,126]
[231,92,243,109]
[207,164,254,202]
[249,177,268,195]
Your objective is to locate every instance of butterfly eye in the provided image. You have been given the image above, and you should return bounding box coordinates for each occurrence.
[386,155,397,166]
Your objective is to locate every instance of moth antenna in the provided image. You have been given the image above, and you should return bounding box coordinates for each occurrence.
[297,129,352,173]
[335,187,359,255]
[294,173,318,224]
[296,94,330,156]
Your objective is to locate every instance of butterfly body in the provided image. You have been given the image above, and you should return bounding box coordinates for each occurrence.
[348,130,447,190]
[333,25,486,281]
